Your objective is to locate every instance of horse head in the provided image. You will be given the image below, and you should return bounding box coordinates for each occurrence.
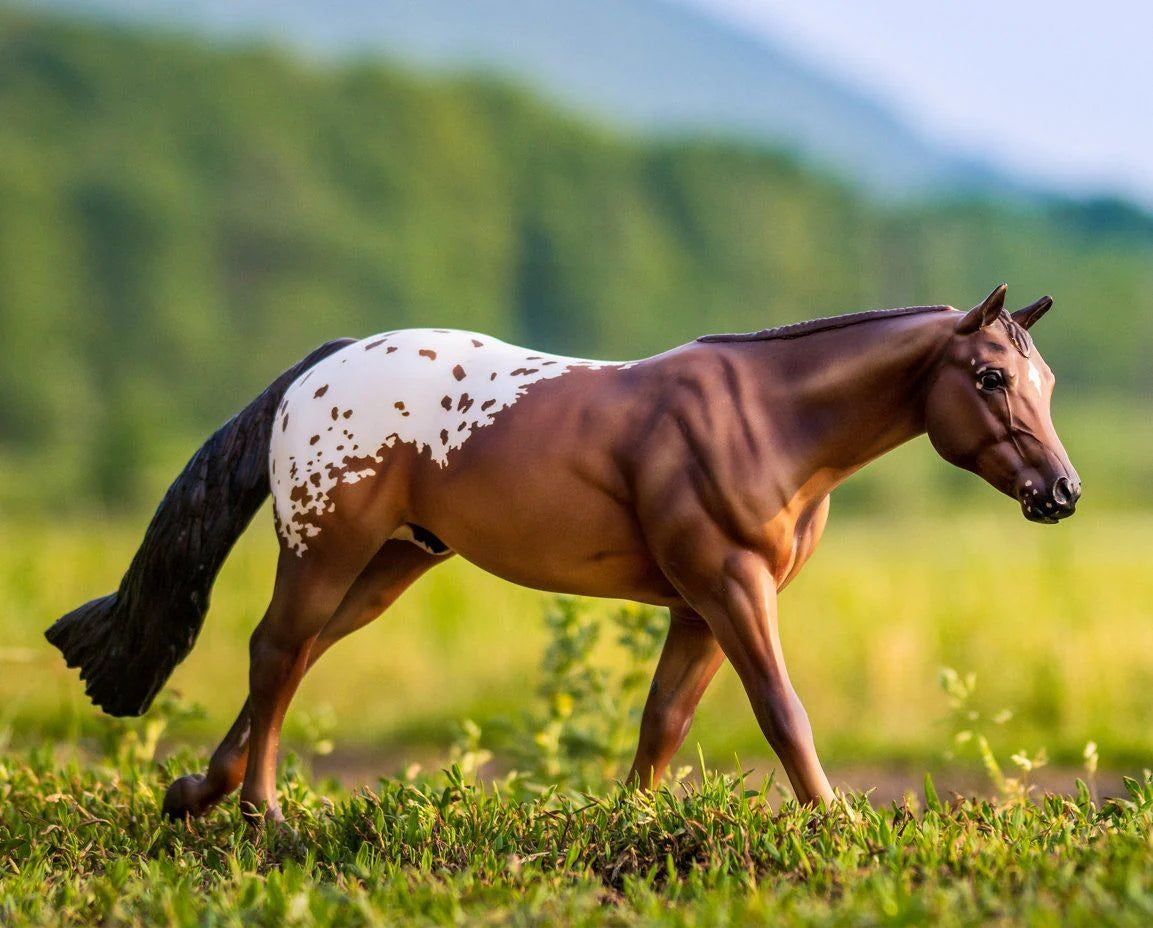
[924,284,1081,523]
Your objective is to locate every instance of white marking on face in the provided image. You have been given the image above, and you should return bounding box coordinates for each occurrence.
[270,329,626,555]
[1027,360,1043,398]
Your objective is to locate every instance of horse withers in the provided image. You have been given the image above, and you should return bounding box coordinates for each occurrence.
[47,284,1080,824]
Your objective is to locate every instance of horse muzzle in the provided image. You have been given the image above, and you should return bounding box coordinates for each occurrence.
[1019,475,1081,523]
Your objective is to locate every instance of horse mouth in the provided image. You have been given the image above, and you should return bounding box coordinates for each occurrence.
[1020,498,1072,524]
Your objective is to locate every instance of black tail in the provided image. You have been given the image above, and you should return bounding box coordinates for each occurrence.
[46,338,356,717]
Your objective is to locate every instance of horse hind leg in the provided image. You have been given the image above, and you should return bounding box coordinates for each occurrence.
[627,606,724,789]
[162,698,253,820]
[163,541,447,820]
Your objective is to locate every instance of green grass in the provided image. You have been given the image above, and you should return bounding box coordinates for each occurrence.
[3,749,1153,926]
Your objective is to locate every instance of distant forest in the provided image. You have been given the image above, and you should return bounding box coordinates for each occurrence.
[1,9,1151,508]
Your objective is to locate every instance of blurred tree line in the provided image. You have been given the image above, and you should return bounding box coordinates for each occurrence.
[0,9,1151,511]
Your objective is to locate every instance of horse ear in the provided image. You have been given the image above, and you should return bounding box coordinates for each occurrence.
[1011,295,1053,330]
[956,284,1008,334]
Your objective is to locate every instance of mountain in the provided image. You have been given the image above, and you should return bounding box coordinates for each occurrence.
[20,0,1012,199]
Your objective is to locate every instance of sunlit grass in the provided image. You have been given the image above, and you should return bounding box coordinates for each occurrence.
[3,751,1153,926]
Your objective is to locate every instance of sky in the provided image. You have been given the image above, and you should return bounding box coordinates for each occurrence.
[686,0,1153,207]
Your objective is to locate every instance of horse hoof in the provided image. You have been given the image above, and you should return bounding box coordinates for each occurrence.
[162,773,212,820]
[239,798,285,829]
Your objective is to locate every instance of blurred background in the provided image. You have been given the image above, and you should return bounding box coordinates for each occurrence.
[1,0,1151,789]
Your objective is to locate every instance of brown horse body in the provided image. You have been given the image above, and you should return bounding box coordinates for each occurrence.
[48,286,1079,823]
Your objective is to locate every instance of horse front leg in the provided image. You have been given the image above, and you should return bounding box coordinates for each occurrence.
[666,544,834,806]
[628,606,724,789]
[712,551,833,805]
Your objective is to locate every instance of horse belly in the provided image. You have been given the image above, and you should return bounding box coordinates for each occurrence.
[451,522,678,606]
[431,481,675,603]
[403,388,679,605]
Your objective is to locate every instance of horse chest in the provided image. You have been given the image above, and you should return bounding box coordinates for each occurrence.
[776,496,831,590]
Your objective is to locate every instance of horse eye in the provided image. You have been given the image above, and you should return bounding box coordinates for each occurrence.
[977,370,1004,392]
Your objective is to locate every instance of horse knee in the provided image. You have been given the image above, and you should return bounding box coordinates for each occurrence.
[249,589,337,658]
[641,701,694,751]
[248,626,293,666]
[247,624,313,699]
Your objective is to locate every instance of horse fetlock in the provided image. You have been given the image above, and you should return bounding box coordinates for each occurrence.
[239,795,285,829]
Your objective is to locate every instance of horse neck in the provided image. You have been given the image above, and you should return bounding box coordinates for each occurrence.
[745,312,953,489]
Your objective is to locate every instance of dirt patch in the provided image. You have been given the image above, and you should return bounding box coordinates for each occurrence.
[310,747,1131,805]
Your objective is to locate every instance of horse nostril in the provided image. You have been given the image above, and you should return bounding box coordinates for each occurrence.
[1052,476,1076,508]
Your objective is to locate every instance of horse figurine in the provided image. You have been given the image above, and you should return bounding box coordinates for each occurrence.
[48,284,1079,824]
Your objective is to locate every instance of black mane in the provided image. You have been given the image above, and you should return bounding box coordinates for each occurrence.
[697,305,954,343]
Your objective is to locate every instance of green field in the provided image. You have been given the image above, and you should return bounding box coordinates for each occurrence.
[6,496,1152,778]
